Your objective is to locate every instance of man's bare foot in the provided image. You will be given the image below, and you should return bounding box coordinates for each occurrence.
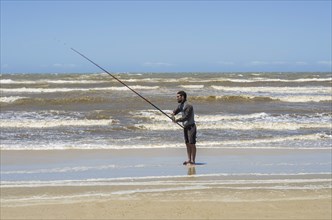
[183,161,190,165]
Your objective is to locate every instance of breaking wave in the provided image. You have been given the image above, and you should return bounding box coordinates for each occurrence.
[0,96,27,103]
[1,119,113,128]
[1,96,109,106]
[1,86,160,93]
[211,86,331,94]
[191,95,278,102]
[191,95,331,103]
[1,132,331,150]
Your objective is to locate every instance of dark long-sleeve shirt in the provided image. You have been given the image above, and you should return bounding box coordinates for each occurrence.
[173,102,195,128]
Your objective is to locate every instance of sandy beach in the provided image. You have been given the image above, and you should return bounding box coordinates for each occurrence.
[1,149,331,219]
[1,187,331,219]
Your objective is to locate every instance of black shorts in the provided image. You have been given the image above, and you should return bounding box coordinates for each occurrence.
[184,124,197,144]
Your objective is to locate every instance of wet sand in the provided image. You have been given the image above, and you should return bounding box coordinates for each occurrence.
[1,148,329,165]
[1,148,331,219]
[1,188,331,219]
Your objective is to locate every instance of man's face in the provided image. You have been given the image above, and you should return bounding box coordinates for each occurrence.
[176,94,184,103]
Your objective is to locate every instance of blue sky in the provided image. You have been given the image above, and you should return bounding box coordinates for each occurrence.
[1,0,331,73]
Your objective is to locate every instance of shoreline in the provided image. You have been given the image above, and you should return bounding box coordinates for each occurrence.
[2,148,331,219]
[2,147,331,164]
[2,147,331,184]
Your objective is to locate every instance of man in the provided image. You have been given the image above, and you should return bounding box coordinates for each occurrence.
[171,91,197,165]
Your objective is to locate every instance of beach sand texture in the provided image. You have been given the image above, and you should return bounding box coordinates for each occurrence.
[1,149,331,219]
[1,193,331,219]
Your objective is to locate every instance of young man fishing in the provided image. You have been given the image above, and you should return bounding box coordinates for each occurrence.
[171,91,197,165]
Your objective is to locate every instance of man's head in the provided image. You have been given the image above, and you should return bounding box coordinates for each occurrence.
[177,91,187,103]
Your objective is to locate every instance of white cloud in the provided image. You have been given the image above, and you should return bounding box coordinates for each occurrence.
[142,62,173,67]
[295,61,308,65]
[52,63,77,68]
[216,61,235,65]
[317,61,332,66]
[249,61,269,66]
[248,61,310,66]
[271,61,288,65]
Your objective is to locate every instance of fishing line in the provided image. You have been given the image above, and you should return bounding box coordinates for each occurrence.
[71,48,184,129]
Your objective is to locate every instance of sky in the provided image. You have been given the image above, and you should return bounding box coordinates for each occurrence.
[1,0,331,73]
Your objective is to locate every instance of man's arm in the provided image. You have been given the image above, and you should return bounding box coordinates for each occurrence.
[175,105,193,123]
[172,105,181,116]
[171,105,181,122]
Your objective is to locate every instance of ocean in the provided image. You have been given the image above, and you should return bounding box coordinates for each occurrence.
[1,72,331,150]
[1,72,331,202]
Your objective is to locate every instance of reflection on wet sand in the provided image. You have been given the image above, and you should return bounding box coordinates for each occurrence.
[187,165,196,175]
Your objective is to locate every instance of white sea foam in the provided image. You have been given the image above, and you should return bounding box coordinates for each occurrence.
[137,110,332,122]
[132,110,276,122]
[132,111,272,122]
[238,77,332,83]
[1,110,330,149]
[0,142,184,150]
[180,85,205,89]
[200,133,332,147]
[2,77,330,86]
[197,112,269,121]
[1,173,330,188]
[0,86,160,93]
[131,110,332,130]
[0,119,113,128]
[211,86,331,94]
[175,77,332,83]
[0,79,15,84]
[137,121,331,131]
[277,95,331,102]
[229,94,331,102]
[1,133,331,150]
[1,164,160,175]
[47,80,107,84]
[0,79,108,84]
[121,78,179,83]
[210,85,332,102]
[0,96,27,103]
[0,110,86,120]
[121,77,331,84]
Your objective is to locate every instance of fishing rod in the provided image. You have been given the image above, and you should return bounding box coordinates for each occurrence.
[71,48,184,129]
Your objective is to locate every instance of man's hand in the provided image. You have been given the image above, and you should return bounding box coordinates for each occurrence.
[171,113,178,123]
[171,115,176,123]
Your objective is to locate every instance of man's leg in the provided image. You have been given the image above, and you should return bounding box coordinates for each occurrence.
[186,143,192,163]
[188,125,197,164]
[183,128,191,165]
[191,144,196,163]
[188,144,196,164]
